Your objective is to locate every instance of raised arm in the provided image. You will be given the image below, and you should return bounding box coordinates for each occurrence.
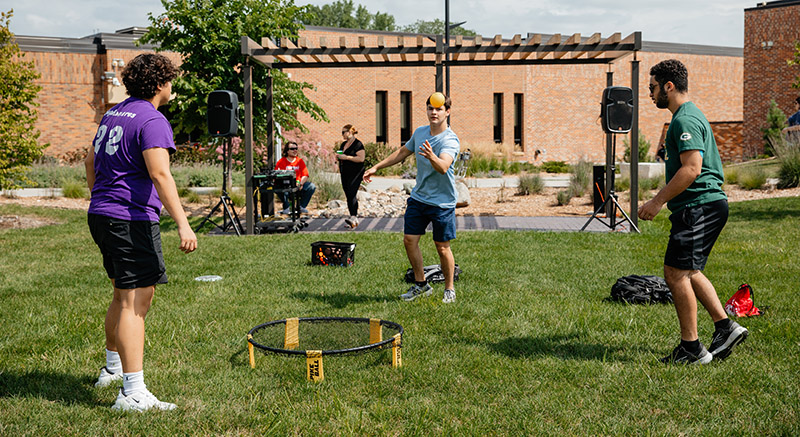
[363,146,414,182]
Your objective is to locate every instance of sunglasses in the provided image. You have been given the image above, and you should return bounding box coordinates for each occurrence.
[288,147,298,151]
[342,131,349,134]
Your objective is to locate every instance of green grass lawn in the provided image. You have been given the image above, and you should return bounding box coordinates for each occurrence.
[1,198,798,435]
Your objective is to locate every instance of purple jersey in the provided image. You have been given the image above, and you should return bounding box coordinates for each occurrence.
[88,97,175,222]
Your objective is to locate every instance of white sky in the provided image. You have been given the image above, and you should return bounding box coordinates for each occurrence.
[5,0,758,47]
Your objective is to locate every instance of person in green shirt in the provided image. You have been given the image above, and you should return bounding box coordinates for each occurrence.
[638,59,747,365]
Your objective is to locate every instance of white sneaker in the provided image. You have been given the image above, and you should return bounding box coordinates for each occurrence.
[112,388,177,412]
[95,366,123,387]
[442,289,456,304]
[400,283,433,301]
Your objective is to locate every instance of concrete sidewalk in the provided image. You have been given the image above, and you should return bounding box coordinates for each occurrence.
[361,175,570,191]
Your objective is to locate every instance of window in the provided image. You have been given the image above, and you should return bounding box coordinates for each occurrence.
[376,91,387,143]
[400,91,412,145]
[514,93,523,150]
[493,93,503,143]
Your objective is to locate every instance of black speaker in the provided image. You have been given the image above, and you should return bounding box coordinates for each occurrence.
[601,86,633,134]
[207,90,238,136]
[593,165,606,212]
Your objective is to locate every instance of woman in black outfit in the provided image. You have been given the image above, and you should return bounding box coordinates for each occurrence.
[337,124,366,228]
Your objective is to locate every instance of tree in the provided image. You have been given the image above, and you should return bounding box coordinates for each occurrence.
[401,19,478,37]
[303,1,396,31]
[787,41,800,89]
[0,9,47,189]
[140,0,328,149]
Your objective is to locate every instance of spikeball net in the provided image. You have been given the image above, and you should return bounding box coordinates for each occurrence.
[247,317,404,381]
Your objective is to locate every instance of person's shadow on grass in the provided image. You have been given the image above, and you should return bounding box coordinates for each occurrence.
[0,370,100,407]
[487,334,648,362]
[290,291,389,309]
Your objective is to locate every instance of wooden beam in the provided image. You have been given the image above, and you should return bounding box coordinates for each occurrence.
[519,33,541,60]
[417,35,425,61]
[298,36,322,63]
[261,37,289,63]
[378,36,389,62]
[552,33,578,59]
[359,36,373,62]
[340,36,356,62]
[573,32,600,59]
[398,36,407,62]
[319,36,340,63]
[452,35,463,60]
[504,34,521,60]
[537,33,560,60]
[280,37,305,63]
[240,36,272,66]
[588,32,621,58]
[469,35,482,61]
[486,34,502,60]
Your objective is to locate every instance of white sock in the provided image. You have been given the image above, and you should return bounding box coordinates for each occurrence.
[105,349,122,374]
[123,370,147,395]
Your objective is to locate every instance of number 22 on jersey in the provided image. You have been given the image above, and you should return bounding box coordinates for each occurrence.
[94,125,124,155]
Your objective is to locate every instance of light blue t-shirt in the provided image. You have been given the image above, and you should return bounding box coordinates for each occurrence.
[404,125,460,208]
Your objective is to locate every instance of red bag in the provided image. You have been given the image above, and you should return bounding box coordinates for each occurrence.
[725,283,764,317]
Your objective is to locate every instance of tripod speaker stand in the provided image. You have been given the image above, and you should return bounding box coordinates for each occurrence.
[580,134,640,233]
[194,137,243,235]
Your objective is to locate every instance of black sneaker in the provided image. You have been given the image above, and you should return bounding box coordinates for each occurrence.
[660,344,712,365]
[708,320,748,360]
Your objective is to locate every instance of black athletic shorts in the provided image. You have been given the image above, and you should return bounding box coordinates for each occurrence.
[664,199,728,271]
[88,213,168,289]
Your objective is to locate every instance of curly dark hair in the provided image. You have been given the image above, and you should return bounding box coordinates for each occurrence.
[121,53,178,99]
[650,59,688,93]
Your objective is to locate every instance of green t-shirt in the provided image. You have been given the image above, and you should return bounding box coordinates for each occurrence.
[664,102,727,212]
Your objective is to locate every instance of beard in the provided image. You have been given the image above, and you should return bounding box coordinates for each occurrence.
[655,88,669,109]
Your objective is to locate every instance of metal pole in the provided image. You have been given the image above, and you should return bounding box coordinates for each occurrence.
[630,57,640,229]
[445,0,450,97]
[605,71,614,220]
[243,59,254,235]
[435,35,444,92]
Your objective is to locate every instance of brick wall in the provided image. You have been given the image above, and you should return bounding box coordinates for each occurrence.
[23,28,742,164]
[658,121,744,163]
[744,2,800,157]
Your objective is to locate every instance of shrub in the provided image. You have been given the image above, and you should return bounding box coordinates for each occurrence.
[312,171,344,205]
[739,168,767,190]
[60,178,87,199]
[725,168,739,185]
[615,176,630,192]
[761,99,786,157]
[622,130,652,163]
[20,163,85,188]
[488,170,504,178]
[569,160,592,196]
[516,173,544,195]
[770,135,800,189]
[556,190,572,205]
[363,142,415,176]
[541,161,570,173]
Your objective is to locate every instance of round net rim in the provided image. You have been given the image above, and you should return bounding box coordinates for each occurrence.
[247,316,404,356]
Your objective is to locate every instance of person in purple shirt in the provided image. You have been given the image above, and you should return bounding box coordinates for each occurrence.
[85,53,197,412]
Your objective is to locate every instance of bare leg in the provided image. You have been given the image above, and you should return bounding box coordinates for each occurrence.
[435,240,455,290]
[104,279,120,351]
[664,265,698,341]
[115,285,155,373]
[689,271,727,323]
[403,234,425,282]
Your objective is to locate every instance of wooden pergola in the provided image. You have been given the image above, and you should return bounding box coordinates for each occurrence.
[239,31,643,234]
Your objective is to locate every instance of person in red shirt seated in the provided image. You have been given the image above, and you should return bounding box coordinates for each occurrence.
[274,141,316,214]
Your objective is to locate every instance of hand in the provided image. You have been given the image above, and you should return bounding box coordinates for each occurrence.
[335,153,347,161]
[177,225,197,253]
[637,199,663,221]
[418,140,435,160]
[363,167,377,183]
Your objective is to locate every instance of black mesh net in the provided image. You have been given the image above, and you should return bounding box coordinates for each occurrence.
[248,317,403,356]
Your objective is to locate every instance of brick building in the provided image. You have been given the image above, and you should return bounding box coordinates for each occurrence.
[17,26,742,163]
[744,0,800,156]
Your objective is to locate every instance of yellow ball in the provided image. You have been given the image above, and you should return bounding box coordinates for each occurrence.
[429,92,445,108]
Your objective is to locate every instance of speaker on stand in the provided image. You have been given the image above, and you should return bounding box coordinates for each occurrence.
[195,90,243,235]
[581,86,640,233]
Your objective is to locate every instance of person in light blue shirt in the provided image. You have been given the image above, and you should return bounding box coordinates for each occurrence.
[364,92,460,304]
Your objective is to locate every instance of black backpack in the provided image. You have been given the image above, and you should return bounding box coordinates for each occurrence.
[609,275,673,304]
[404,264,461,284]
